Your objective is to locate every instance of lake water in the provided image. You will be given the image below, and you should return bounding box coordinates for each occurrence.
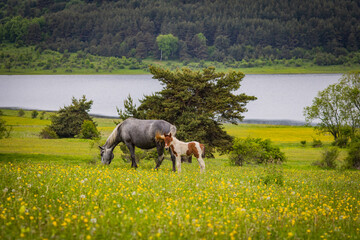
[0,74,341,121]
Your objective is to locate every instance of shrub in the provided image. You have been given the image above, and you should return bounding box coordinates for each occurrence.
[313,147,339,169]
[345,139,360,169]
[49,95,95,138]
[18,109,25,117]
[312,138,323,148]
[31,110,38,119]
[300,140,307,147]
[39,111,46,120]
[78,120,100,139]
[230,137,286,166]
[39,126,58,139]
[0,118,12,139]
[332,136,348,148]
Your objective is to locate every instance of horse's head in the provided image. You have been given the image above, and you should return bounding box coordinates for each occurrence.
[163,133,173,150]
[99,146,114,165]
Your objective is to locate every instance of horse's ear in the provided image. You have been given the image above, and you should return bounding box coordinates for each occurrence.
[169,133,172,137]
[99,146,104,150]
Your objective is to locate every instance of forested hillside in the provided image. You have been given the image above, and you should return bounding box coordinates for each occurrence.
[1,0,360,65]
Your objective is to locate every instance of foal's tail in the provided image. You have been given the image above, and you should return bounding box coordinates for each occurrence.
[155,132,165,142]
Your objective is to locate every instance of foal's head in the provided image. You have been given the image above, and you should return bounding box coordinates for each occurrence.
[163,133,174,150]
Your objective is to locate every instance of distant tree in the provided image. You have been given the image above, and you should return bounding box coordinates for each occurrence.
[0,118,12,139]
[156,34,179,60]
[31,110,38,119]
[127,66,257,155]
[191,33,208,59]
[48,95,96,138]
[304,72,360,141]
[18,109,25,117]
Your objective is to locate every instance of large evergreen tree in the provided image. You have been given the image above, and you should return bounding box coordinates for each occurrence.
[124,66,256,155]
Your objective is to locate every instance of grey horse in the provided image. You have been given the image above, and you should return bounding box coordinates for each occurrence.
[99,118,177,170]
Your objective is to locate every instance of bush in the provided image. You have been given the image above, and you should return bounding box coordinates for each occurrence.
[345,139,360,169]
[0,118,12,139]
[49,95,95,138]
[332,136,349,148]
[300,140,307,147]
[230,137,286,166]
[39,126,58,139]
[312,138,323,148]
[31,110,38,119]
[78,120,100,139]
[39,111,46,120]
[18,109,25,117]
[313,147,339,169]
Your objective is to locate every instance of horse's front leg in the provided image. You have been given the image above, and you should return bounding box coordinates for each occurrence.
[125,141,137,169]
[154,143,165,170]
[169,148,177,172]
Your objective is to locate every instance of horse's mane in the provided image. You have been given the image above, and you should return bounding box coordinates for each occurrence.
[105,121,124,148]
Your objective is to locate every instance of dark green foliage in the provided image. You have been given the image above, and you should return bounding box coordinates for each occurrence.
[39,111,46,120]
[48,95,95,138]
[1,0,359,63]
[0,118,12,139]
[300,140,307,147]
[31,110,38,119]
[345,138,360,169]
[313,147,339,169]
[18,109,25,117]
[78,120,100,140]
[230,137,286,166]
[131,66,256,155]
[117,95,141,121]
[332,136,349,148]
[39,126,58,139]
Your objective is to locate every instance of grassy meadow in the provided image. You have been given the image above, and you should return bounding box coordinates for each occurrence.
[0,109,359,239]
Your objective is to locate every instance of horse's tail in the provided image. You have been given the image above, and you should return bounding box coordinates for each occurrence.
[200,144,205,158]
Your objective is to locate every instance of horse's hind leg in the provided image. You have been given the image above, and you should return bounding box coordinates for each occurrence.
[154,144,165,170]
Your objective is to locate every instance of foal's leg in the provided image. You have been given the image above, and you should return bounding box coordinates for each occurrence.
[196,157,206,173]
[176,156,182,173]
[154,143,165,170]
[125,141,137,168]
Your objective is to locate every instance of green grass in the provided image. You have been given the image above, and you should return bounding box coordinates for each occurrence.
[1,109,359,239]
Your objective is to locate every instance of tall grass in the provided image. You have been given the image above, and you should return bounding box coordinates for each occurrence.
[0,109,359,239]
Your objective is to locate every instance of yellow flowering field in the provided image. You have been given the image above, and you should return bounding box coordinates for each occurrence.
[1,160,359,239]
[0,110,359,239]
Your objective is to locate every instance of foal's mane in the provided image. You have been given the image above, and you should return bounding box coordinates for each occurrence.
[105,121,124,148]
